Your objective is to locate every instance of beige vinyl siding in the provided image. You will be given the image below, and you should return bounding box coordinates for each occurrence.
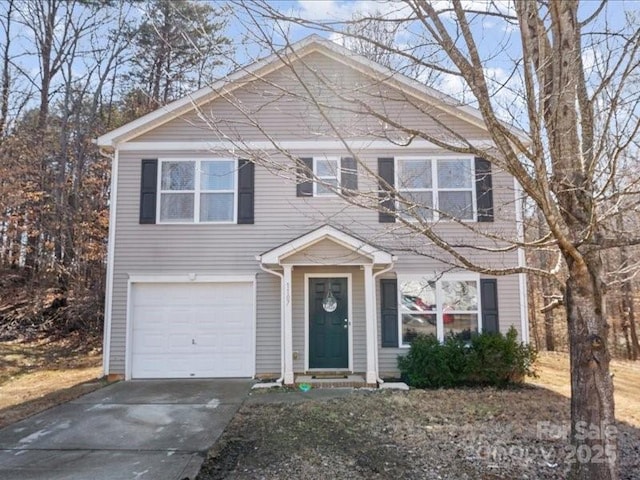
[494,274,523,339]
[108,149,521,374]
[290,266,366,373]
[134,52,489,144]
[281,238,371,265]
[255,272,281,375]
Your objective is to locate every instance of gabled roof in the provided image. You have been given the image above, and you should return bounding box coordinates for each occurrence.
[257,225,395,265]
[96,34,528,148]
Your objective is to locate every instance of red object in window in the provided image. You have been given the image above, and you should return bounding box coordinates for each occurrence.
[443,305,454,324]
[415,297,428,310]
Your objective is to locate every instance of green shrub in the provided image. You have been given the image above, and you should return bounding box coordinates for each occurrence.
[398,327,537,388]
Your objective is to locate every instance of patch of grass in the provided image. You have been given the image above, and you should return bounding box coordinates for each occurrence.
[529,352,640,427]
[0,335,104,428]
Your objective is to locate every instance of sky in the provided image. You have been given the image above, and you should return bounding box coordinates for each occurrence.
[2,0,637,130]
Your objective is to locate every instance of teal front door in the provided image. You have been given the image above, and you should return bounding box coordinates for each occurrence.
[309,277,349,369]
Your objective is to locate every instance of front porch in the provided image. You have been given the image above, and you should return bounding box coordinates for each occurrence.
[257,225,396,386]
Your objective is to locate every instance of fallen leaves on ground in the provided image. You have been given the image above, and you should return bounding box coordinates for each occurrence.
[198,387,640,480]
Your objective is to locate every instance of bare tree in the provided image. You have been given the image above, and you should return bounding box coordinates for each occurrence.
[124,0,231,112]
[190,1,640,478]
[0,0,14,141]
[0,0,239,338]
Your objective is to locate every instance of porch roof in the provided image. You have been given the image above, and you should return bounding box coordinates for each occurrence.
[256,225,395,266]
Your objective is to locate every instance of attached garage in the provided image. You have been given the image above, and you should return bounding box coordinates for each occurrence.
[128,279,255,379]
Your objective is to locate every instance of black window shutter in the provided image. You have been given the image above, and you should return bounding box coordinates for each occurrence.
[340,156,358,195]
[139,159,158,224]
[237,159,255,224]
[380,278,399,347]
[475,157,494,222]
[296,157,313,197]
[378,157,395,223]
[480,278,499,333]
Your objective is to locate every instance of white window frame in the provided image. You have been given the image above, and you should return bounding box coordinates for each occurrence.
[397,272,482,348]
[395,156,477,222]
[312,156,340,197]
[157,158,238,224]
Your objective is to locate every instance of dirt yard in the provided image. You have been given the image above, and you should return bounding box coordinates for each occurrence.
[0,336,104,428]
[197,354,640,480]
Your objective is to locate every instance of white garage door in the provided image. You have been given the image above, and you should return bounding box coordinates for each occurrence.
[130,282,254,379]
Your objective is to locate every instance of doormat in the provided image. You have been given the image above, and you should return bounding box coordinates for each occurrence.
[311,374,349,379]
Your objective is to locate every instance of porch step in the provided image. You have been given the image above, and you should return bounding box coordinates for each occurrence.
[295,374,373,389]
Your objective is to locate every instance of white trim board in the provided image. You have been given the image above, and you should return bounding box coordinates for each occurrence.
[116,139,498,153]
[304,273,354,373]
[513,177,530,344]
[259,225,394,265]
[127,274,256,283]
[102,149,119,376]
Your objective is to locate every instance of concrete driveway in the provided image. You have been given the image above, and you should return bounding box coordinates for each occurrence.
[0,379,252,480]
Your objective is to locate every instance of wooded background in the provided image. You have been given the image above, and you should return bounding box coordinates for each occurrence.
[0,0,231,339]
[0,0,637,362]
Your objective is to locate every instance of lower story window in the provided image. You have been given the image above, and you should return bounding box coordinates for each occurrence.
[399,275,479,346]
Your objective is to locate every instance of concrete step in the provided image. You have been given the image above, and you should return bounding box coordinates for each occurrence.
[294,374,373,388]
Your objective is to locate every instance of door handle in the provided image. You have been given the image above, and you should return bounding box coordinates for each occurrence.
[192,339,196,345]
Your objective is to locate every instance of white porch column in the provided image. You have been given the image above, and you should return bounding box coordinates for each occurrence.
[363,264,377,385]
[283,265,295,385]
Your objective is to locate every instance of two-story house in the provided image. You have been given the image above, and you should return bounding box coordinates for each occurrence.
[96,35,529,385]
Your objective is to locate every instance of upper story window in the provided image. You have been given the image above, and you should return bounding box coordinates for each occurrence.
[159,159,236,223]
[396,157,475,221]
[296,156,357,198]
[313,157,340,196]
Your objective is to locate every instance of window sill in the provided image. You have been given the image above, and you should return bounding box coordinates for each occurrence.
[155,221,238,225]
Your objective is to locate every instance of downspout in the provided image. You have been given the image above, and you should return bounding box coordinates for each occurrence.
[372,261,395,384]
[259,261,284,384]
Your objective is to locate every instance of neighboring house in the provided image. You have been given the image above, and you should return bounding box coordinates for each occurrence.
[96,35,529,385]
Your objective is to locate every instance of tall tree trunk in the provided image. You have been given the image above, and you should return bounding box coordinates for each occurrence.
[36,0,57,132]
[626,300,640,361]
[621,312,632,360]
[536,208,555,350]
[566,252,617,480]
[542,275,555,351]
[533,2,619,475]
[0,0,14,141]
[528,274,541,350]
